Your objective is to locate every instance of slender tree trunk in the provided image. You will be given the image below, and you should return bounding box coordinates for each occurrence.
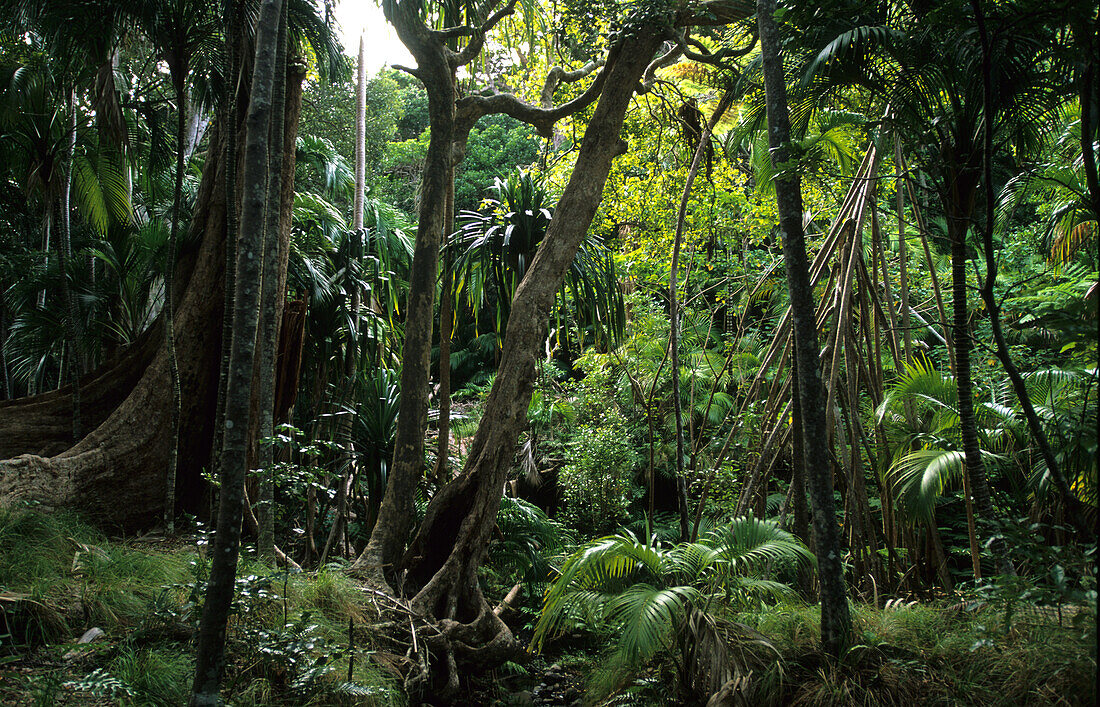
[165,77,187,533]
[356,11,456,586]
[61,97,82,439]
[971,0,1087,532]
[211,0,243,484]
[790,368,811,546]
[434,171,456,484]
[355,36,367,232]
[254,12,289,561]
[190,0,284,701]
[757,0,851,658]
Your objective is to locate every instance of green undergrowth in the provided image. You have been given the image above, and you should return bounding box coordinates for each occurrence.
[521,598,1096,706]
[737,600,1097,706]
[0,507,403,706]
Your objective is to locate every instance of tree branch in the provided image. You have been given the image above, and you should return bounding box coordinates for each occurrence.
[454,46,618,140]
[641,37,683,92]
[540,60,604,108]
[451,0,519,67]
[678,0,755,27]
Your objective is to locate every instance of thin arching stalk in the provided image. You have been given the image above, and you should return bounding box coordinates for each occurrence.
[668,88,735,540]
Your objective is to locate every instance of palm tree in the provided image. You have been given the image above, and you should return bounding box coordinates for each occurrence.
[450,170,625,357]
[534,516,812,702]
[795,0,1083,574]
[877,357,1020,526]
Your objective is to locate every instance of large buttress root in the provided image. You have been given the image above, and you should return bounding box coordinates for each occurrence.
[0,128,228,529]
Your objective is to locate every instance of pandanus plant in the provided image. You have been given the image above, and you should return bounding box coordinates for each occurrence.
[450,170,625,356]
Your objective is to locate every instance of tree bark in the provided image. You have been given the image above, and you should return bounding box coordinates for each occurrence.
[165,72,187,533]
[389,31,664,698]
[253,14,290,561]
[757,0,851,658]
[0,6,303,534]
[190,0,284,701]
[0,121,229,529]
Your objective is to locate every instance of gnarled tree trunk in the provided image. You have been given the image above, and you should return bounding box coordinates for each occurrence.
[389,31,665,698]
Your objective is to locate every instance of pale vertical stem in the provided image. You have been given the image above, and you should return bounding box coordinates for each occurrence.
[354,35,366,232]
[165,73,187,533]
[895,139,913,365]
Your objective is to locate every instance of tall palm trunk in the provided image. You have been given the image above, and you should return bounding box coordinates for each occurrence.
[190,0,284,700]
[164,78,186,533]
[944,162,1010,577]
[255,10,289,561]
[757,0,850,658]
[433,171,455,485]
[211,0,242,485]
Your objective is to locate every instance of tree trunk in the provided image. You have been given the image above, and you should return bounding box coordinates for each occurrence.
[387,31,664,698]
[356,4,457,586]
[971,0,1089,535]
[757,0,851,658]
[61,97,82,440]
[0,12,304,535]
[944,164,1008,575]
[253,17,290,561]
[165,77,187,533]
[433,171,456,485]
[0,121,229,529]
[190,0,284,701]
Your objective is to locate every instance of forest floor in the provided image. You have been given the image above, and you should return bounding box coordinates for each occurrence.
[0,507,1095,706]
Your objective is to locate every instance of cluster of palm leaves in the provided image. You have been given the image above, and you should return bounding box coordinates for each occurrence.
[878,357,1098,525]
[533,516,812,701]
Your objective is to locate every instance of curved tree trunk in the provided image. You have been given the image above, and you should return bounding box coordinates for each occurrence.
[0,123,228,529]
[356,2,457,585]
[387,33,664,698]
[0,329,158,459]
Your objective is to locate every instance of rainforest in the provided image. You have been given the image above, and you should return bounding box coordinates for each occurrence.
[0,0,1095,704]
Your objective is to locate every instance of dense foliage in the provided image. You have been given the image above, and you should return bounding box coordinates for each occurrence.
[0,0,1095,703]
